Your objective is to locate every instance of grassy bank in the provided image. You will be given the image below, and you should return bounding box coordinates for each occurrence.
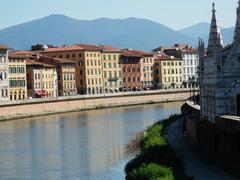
[125,114,189,180]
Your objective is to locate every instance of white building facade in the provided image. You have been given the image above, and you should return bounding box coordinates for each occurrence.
[160,44,199,88]
[0,45,9,102]
[199,2,240,122]
[182,49,199,86]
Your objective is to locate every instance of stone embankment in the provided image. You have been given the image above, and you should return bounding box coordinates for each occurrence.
[0,89,192,121]
[182,101,240,178]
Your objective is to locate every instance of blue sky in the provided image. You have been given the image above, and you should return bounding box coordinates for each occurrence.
[0,0,237,30]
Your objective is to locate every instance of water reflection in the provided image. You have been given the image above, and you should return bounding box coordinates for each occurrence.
[0,102,183,179]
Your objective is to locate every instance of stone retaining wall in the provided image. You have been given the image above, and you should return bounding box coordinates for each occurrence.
[182,102,240,178]
[0,90,190,121]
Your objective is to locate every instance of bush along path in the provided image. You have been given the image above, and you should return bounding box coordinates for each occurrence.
[125,114,190,180]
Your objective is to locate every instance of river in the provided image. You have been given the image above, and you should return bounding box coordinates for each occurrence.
[0,101,184,180]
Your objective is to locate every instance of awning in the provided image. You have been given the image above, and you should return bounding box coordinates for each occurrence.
[35,90,42,96]
[41,90,47,96]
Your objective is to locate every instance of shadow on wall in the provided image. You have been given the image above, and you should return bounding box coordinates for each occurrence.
[181,102,240,178]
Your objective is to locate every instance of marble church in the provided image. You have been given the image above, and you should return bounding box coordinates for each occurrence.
[199,1,240,121]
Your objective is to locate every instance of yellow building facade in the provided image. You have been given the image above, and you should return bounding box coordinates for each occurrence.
[154,54,183,89]
[8,54,27,100]
[140,54,154,90]
[26,61,58,98]
[41,44,107,95]
[101,45,122,93]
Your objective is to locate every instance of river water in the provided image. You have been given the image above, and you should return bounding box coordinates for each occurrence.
[0,101,184,180]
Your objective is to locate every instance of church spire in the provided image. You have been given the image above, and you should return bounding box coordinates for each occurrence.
[234,0,240,42]
[207,3,223,56]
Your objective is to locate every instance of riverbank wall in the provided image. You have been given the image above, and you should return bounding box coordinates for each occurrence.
[0,89,191,121]
[181,101,240,177]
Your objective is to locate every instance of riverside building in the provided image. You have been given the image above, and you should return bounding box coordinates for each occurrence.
[199,2,240,121]
[0,45,9,102]
[38,57,77,96]
[154,54,183,89]
[121,49,142,91]
[100,45,122,93]
[8,54,27,101]
[132,49,154,90]
[41,44,103,95]
[26,61,58,98]
[154,44,199,88]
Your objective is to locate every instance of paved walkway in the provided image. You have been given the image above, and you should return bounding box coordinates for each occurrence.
[167,120,233,180]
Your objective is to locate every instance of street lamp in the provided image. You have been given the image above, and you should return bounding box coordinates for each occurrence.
[188,76,196,103]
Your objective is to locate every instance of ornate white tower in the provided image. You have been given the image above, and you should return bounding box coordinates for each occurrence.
[207,3,223,56]
[234,1,240,42]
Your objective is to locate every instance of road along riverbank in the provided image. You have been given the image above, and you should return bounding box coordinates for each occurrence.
[0,89,192,121]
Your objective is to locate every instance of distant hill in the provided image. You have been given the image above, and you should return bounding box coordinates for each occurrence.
[0,14,196,51]
[179,23,234,45]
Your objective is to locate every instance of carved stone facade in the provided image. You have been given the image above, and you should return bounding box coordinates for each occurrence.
[0,45,9,102]
[199,2,240,121]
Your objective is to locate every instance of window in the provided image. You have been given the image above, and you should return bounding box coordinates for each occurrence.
[133,77,136,82]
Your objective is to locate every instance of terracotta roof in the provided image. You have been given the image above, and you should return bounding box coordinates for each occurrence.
[99,45,121,52]
[38,56,76,65]
[75,44,102,51]
[154,54,182,61]
[181,48,198,53]
[12,50,38,56]
[0,45,8,50]
[26,60,55,68]
[8,52,29,59]
[42,45,83,53]
[42,44,102,53]
[122,49,153,57]
[121,49,143,58]
[128,49,152,56]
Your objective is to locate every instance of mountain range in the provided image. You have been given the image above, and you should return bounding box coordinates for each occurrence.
[179,22,234,46]
[0,14,235,51]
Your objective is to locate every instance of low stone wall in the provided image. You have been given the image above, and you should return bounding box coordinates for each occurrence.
[182,102,240,177]
[181,101,200,144]
[0,89,190,121]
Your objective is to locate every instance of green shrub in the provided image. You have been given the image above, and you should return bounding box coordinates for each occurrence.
[125,114,187,179]
[126,163,174,180]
